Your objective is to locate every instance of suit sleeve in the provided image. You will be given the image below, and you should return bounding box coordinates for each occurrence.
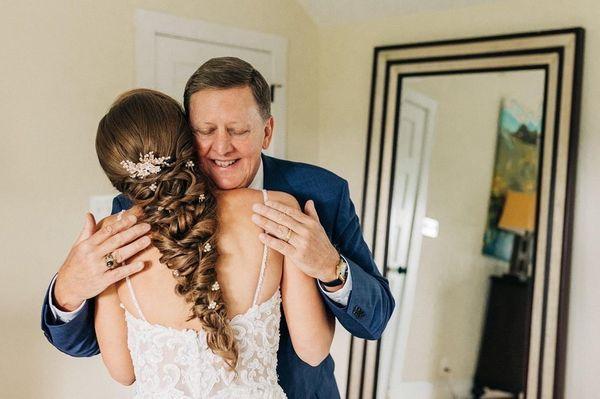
[40,196,128,357]
[319,181,395,340]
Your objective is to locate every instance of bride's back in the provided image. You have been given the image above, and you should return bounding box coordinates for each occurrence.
[115,187,286,332]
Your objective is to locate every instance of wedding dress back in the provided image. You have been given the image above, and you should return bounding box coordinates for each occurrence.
[122,189,286,398]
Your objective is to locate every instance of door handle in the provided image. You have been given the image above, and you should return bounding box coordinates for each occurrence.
[386,266,408,274]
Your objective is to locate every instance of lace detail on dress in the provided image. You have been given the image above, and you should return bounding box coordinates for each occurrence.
[124,189,286,398]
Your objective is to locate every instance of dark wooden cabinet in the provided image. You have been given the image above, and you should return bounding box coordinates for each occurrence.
[472,275,533,398]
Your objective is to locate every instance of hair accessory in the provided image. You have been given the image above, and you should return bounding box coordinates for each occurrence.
[120,152,171,179]
[149,183,158,192]
[172,269,180,277]
[185,160,195,169]
[198,193,206,202]
[203,242,212,253]
[208,301,217,310]
[211,281,220,291]
[158,206,164,211]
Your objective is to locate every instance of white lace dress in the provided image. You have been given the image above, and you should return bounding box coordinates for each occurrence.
[122,190,286,398]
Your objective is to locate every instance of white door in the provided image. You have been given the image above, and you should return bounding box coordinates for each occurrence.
[134,9,288,158]
[376,89,437,399]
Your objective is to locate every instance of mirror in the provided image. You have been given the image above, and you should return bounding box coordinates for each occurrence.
[348,29,584,399]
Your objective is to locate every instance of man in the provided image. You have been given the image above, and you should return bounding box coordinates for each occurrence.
[41,57,394,398]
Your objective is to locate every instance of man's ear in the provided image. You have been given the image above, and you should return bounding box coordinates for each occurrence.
[262,117,274,150]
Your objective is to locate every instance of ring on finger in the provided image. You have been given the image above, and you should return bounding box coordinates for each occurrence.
[104,252,117,270]
[284,228,293,243]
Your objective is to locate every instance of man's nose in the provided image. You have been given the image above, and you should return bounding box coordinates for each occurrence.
[213,129,234,155]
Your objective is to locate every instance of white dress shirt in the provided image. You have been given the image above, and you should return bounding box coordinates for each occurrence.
[50,159,352,323]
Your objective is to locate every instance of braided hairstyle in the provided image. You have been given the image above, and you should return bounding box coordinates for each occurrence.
[95,88,238,369]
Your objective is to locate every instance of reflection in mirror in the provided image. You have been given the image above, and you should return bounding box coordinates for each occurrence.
[379,70,545,399]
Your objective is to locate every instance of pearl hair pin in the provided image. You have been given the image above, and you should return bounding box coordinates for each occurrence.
[121,152,171,179]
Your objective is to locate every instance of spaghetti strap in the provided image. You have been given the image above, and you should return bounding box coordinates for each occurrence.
[252,190,270,306]
[125,276,147,321]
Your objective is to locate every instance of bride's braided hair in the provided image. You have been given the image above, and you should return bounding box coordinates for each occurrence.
[95,88,238,369]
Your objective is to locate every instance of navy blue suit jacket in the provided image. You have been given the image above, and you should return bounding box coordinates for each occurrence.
[42,154,395,398]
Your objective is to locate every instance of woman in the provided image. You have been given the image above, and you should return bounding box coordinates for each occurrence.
[93,89,335,398]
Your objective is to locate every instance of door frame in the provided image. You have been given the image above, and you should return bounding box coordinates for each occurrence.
[134,9,288,158]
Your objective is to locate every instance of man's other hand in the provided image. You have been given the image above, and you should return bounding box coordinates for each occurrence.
[53,210,152,311]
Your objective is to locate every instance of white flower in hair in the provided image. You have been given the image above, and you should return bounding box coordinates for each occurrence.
[185,160,195,169]
[149,183,157,192]
[211,281,220,291]
[208,301,217,310]
[198,193,206,202]
[121,152,171,179]
[203,242,212,253]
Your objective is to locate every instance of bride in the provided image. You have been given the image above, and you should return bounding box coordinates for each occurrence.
[93,88,335,398]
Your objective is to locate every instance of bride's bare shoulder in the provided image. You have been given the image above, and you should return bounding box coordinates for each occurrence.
[217,189,299,211]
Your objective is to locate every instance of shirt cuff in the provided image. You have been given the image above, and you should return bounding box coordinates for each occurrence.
[318,256,353,307]
[48,275,86,323]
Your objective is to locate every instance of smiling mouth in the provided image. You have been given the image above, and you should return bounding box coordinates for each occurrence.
[212,159,239,168]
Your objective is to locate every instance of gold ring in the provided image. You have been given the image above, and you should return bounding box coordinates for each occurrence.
[104,252,117,270]
[284,228,293,243]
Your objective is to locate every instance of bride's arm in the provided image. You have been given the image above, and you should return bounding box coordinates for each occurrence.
[94,284,135,385]
[281,253,335,366]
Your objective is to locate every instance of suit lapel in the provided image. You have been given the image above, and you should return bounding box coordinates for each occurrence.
[262,154,293,194]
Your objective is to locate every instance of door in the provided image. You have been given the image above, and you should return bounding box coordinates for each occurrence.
[376,89,437,399]
[134,9,288,158]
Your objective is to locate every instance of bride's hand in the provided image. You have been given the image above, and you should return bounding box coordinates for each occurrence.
[53,209,152,311]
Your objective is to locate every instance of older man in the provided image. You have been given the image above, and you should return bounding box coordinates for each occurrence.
[41,57,394,398]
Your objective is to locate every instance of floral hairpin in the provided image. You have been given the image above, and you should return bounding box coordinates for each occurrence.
[208,301,217,310]
[198,193,206,202]
[121,152,171,179]
[202,242,213,253]
[185,160,195,169]
[210,281,220,291]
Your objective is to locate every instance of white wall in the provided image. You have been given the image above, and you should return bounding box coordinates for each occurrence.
[317,1,600,397]
[0,1,319,398]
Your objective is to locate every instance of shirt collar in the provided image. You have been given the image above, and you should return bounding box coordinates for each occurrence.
[248,159,264,190]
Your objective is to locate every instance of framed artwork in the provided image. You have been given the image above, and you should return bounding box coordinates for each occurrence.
[483,99,542,261]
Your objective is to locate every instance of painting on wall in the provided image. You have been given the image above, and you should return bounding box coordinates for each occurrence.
[482,99,542,262]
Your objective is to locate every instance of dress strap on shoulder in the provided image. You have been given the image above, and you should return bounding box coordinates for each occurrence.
[252,190,270,306]
[125,276,147,321]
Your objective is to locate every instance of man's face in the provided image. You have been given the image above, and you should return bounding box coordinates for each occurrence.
[188,86,273,190]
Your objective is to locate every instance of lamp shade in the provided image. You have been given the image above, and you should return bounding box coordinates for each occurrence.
[498,190,536,234]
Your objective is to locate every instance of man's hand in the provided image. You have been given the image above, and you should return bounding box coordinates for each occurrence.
[251,199,340,286]
[53,211,152,312]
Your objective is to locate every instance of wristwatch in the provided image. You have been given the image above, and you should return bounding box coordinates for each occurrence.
[320,256,348,287]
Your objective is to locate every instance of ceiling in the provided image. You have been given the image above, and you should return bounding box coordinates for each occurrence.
[295,0,496,26]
